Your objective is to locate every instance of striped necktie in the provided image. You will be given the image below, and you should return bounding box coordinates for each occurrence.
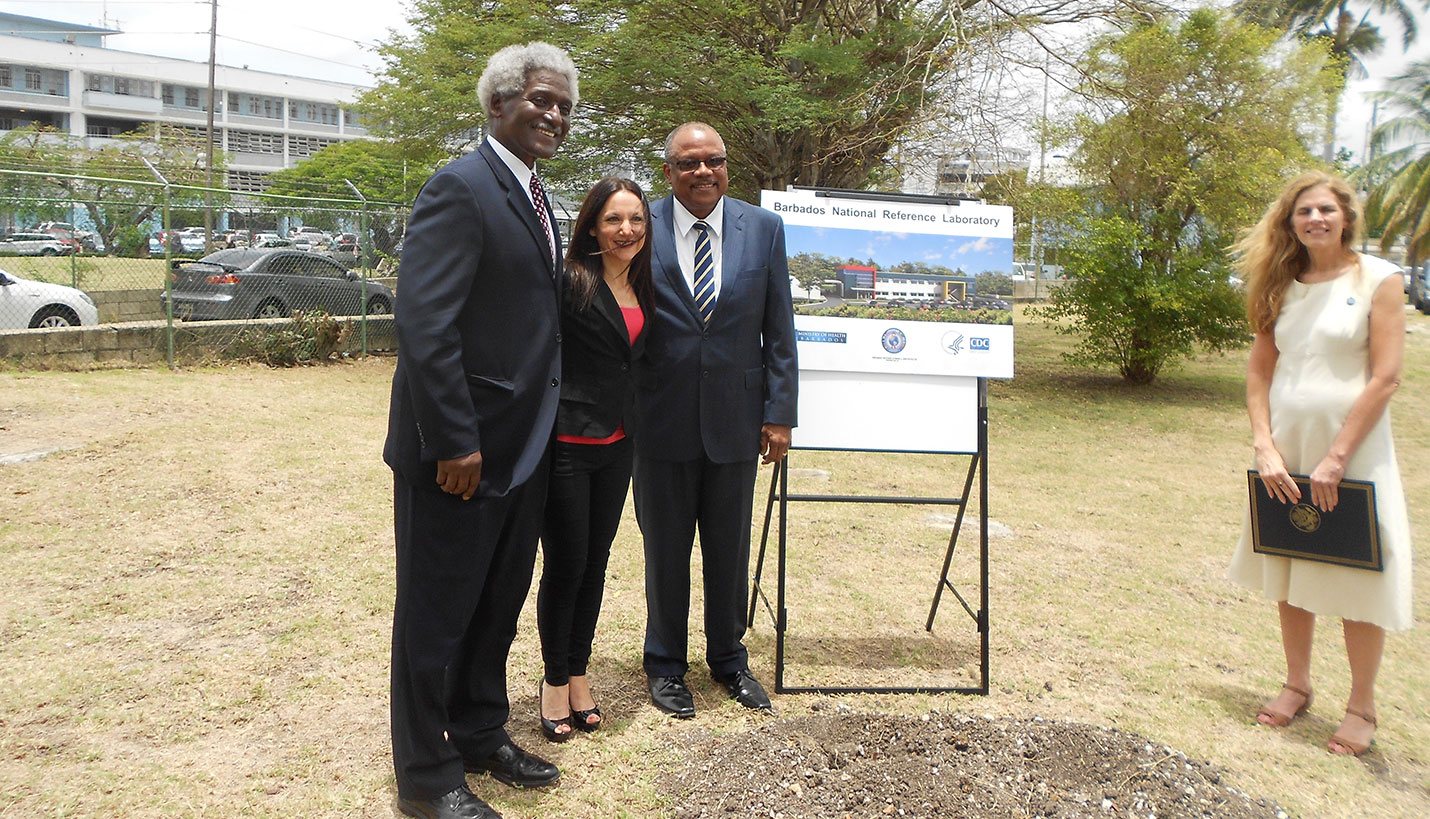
[692,220,716,323]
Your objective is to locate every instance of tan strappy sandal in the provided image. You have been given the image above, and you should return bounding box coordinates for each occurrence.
[1256,684,1313,727]
[1328,708,1377,756]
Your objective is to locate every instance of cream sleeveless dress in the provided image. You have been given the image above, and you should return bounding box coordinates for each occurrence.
[1228,257,1414,630]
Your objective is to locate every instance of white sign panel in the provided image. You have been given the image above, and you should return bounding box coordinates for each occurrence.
[795,314,1013,379]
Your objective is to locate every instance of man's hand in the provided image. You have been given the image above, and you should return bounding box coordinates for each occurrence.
[436,451,483,500]
[760,424,792,464]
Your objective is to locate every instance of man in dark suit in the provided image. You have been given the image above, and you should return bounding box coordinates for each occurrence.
[383,42,577,819]
[634,122,798,719]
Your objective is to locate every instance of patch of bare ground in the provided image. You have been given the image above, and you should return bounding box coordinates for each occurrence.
[666,709,1283,819]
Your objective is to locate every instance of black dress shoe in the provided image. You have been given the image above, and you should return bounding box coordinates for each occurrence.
[463,742,560,788]
[396,785,501,819]
[648,675,696,718]
[713,667,772,711]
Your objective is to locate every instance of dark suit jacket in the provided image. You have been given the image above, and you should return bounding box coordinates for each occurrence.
[634,195,797,464]
[555,279,648,439]
[383,141,563,497]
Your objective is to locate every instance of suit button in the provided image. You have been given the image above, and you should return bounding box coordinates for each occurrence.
[701,370,709,378]
[703,332,710,340]
[556,333,563,343]
[551,378,560,387]
[620,363,629,371]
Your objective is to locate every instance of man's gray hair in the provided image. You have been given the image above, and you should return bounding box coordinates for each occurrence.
[477,42,579,117]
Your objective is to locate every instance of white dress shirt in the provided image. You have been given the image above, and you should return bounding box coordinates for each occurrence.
[487,136,556,263]
[671,196,725,303]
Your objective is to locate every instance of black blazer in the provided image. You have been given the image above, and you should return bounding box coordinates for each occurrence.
[555,277,647,439]
[383,141,564,497]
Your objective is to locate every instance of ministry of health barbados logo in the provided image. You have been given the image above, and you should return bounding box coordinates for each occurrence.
[881,327,907,354]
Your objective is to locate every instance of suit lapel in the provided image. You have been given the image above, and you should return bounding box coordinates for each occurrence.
[479,142,558,279]
[715,203,746,321]
[591,278,628,342]
[653,197,702,325]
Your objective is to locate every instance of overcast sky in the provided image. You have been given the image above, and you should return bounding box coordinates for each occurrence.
[2,0,1423,162]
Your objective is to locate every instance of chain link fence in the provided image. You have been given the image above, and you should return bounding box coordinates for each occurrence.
[0,167,407,367]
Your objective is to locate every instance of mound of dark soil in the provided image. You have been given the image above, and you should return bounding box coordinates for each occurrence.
[665,707,1285,818]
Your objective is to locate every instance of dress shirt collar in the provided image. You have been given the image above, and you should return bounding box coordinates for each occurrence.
[672,196,725,239]
[487,136,542,204]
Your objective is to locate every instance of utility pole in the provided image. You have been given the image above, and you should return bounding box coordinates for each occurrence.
[203,0,218,253]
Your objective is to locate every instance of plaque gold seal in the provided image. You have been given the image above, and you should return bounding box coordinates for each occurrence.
[1289,503,1322,533]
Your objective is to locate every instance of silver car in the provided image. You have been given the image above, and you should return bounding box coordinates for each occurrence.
[0,267,99,329]
[0,232,75,257]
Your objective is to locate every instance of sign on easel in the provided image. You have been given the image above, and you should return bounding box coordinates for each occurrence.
[762,187,1015,453]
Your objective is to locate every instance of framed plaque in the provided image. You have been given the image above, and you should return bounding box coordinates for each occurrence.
[1247,471,1382,571]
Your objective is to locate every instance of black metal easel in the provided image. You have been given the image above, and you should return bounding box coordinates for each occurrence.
[747,378,990,695]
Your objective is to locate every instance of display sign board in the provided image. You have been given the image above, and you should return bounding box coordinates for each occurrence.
[762,188,1014,453]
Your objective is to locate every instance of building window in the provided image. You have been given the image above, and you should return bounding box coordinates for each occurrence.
[162,84,175,105]
[186,88,200,108]
[0,66,11,88]
[25,69,41,91]
[86,73,102,92]
[114,77,132,95]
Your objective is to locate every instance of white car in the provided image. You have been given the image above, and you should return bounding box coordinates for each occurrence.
[0,267,100,329]
[0,232,75,257]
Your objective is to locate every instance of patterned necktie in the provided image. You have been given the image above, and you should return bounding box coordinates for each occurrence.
[692,220,716,324]
[529,172,555,265]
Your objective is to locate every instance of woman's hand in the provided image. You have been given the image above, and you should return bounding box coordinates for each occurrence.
[1308,455,1346,511]
[1254,446,1301,505]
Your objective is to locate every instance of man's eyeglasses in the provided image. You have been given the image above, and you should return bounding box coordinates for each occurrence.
[671,156,727,173]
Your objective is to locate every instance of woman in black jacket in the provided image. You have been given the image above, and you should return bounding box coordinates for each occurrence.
[537,177,654,740]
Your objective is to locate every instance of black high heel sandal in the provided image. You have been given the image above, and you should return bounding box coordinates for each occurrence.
[571,704,602,733]
[539,682,573,743]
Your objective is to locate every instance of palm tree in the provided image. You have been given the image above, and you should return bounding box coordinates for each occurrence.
[1362,60,1430,265]
[1234,0,1424,161]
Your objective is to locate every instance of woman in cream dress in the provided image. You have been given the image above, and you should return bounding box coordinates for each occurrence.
[1229,172,1412,756]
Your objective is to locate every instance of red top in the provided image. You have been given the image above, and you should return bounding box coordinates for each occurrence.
[557,304,645,445]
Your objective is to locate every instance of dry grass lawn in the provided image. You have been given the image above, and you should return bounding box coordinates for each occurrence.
[0,306,1426,817]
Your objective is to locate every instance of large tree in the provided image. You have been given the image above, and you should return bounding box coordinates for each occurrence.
[0,124,223,255]
[359,0,1162,202]
[263,139,441,256]
[1034,9,1334,384]
[1234,0,1426,162]
[1361,59,1430,265]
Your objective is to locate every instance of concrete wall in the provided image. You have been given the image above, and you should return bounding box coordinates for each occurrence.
[92,288,166,323]
[0,315,395,368]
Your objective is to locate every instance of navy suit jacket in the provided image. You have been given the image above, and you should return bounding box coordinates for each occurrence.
[383,141,563,497]
[634,195,797,463]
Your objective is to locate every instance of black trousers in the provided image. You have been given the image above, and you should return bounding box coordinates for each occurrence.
[633,454,758,679]
[537,437,634,685]
[389,455,549,801]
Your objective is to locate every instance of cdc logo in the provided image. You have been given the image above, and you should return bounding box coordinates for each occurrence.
[971,337,991,352]
[881,328,907,354]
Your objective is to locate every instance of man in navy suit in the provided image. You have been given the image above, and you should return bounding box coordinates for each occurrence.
[383,42,577,819]
[634,122,798,718]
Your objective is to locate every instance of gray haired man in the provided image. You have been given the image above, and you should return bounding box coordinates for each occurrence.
[384,41,577,819]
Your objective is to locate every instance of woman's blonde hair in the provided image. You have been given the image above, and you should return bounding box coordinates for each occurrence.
[1236,171,1362,333]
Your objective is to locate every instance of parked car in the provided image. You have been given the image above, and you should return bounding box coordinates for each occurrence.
[223,229,251,248]
[252,233,293,249]
[0,232,75,256]
[0,267,99,329]
[161,248,394,321]
[961,294,1012,310]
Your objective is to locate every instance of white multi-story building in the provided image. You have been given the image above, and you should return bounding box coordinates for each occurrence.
[0,11,369,193]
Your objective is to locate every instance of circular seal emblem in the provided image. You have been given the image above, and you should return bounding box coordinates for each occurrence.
[881,327,908,354]
[941,331,965,355]
[1288,503,1322,533]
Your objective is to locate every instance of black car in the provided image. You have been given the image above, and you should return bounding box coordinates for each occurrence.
[161,248,394,321]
